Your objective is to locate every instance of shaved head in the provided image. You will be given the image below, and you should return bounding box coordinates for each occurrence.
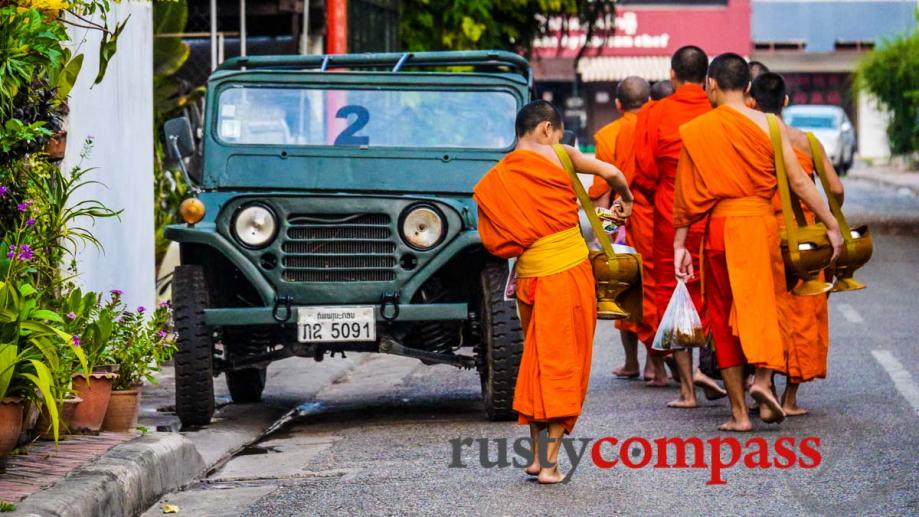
[671,46,708,84]
[617,76,650,111]
[515,100,562,137]
[751,72,787,115]
[749,60,770,79]
[708,52,751,92]
[650,80,674,100]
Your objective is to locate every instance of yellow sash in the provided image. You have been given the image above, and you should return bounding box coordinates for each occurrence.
[516,225,588,278]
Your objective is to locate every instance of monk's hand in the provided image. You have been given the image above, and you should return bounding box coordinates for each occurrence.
[674,247,694,281]
[827,225,844,265]
[613,199,633,222]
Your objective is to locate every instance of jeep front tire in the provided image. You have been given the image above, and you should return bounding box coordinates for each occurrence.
[479,261,524,421]
[173,265,215,427]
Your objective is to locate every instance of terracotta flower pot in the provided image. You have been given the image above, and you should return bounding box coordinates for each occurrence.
[101,388,141,432]
[1,398,24,461]
[70,373,117,433]
[37,397,82,440]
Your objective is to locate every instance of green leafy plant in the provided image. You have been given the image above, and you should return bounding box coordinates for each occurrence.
[0,500,15,512]
[108,297,176,390]
[0,280,86,443]
[855,15,919,157]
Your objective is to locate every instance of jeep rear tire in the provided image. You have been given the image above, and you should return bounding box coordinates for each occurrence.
[173,265,215,427]
[223,329,271,404]
[479,261,524,421]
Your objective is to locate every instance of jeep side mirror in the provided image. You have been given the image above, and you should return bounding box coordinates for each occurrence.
[562,129,577,146]
[164,116,198,190]
[164,116,195,160]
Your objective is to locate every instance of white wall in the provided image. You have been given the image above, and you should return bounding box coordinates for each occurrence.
[858,93,891,162]
[62,3,155,311]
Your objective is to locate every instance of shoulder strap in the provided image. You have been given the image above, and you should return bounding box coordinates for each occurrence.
[552,144,617,261]
[807,132,857,255]
[766,114,803,266]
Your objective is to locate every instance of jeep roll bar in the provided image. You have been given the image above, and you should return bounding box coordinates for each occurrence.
[215,50,533,91]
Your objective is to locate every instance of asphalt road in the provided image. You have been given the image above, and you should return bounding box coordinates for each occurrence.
[146,180,919,517]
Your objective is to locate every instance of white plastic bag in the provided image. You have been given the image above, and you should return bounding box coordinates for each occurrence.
[651,280,706,351]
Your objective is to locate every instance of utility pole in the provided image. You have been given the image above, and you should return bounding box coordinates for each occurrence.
[326,0,347,54]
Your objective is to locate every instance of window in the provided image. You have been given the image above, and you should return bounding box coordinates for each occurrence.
[216,86,518,149]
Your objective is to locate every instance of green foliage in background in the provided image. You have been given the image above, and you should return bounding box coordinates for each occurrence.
[856,16,919,156]
[400,0,616,57]
[153,0,200,267]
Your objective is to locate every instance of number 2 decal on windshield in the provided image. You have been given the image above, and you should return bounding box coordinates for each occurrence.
[334,105,370,146]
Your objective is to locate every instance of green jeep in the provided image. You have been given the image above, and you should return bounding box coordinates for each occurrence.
[164,51,530,427]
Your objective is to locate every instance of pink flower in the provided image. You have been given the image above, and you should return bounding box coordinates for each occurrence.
[0,185,8,197]
[25,217,36,227]
[110,289,124,297]
[17,244,32,261]
[157,330,167,338]
[17,200,33,212]
[159,300,171,309]
[72,335,81,347]
[67,312,77,320]
[137,306,146,314]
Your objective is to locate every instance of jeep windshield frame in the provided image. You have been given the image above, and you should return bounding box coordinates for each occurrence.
[200,51,531,194]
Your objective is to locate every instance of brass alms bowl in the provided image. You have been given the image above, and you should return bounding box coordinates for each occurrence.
[590,248,643,321]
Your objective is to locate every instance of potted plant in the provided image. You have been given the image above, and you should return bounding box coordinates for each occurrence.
[102,299,176,432]
[59,289,121,433]
[0,280,81,454]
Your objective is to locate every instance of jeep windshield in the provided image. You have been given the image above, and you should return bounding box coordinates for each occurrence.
[216,86,517,149]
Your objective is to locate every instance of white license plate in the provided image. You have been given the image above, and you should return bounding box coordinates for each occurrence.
[297,306,376,343]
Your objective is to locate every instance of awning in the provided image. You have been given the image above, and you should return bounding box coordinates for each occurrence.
[577,56,672,83]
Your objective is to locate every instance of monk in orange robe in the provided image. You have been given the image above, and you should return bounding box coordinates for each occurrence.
[474,100,633,482]
[633,46,724,404]
[749,71,845,416]
[673,53,843,431]
[589,77,668,385]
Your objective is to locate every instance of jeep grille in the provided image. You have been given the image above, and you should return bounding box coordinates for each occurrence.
[281,213,397,283]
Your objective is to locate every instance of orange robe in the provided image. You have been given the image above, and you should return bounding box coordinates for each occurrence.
[674,105,786,372]
[633,84,711,330]
[591,112,658,345]
[773,148,830,382]
[588,116,627,200]
[473,149,596,433]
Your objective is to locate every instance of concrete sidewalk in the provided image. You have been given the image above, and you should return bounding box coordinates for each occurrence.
[6,354,367,517]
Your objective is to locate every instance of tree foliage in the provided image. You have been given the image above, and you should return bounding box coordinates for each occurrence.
[400,0,616,58]
[856,20,919,156]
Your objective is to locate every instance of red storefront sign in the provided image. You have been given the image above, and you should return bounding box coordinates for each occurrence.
[533,0,751,58]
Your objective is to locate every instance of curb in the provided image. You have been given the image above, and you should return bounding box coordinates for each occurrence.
[12,433,205,517]
[9,353,371,516]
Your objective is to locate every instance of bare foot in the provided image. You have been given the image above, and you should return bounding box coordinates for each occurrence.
[525,463,541,476]
[718,418,753,432]
[750,385,786,424]
[645,377,670,388]
[667,397,699,408]
[537,467,566,484]
[783,405,809,417]
[694,371,727,400]
[612,367,640,379]
[642,360,655,381]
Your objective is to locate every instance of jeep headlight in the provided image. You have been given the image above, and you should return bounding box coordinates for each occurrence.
[234,205,277,248]
[401,205,445,250]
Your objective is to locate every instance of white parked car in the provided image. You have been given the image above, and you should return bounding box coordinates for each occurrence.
[784,105,856,175]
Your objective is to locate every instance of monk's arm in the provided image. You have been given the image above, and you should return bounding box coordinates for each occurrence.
[673,226,693,281]
[563,145,633,203]
[780,126,844,261]
[817,140,845,206]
